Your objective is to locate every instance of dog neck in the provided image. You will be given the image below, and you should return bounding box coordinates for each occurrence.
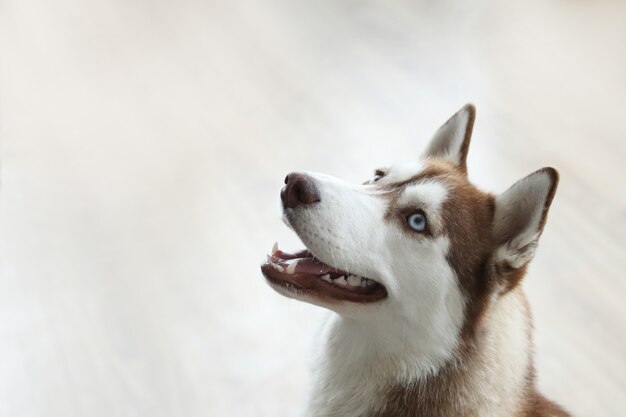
[304,289,533,417]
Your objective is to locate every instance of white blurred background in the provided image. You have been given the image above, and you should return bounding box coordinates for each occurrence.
[1,0,625,416]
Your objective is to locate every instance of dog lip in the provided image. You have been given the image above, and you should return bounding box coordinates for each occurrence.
[261,248,388,303]
[261,263,388,303]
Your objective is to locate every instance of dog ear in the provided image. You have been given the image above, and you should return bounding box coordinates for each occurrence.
[491,168,559,289]
[422,103,476,173]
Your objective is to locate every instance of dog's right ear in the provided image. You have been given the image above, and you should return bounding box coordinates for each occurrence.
[422,104,476,173]
[491,167,559,291]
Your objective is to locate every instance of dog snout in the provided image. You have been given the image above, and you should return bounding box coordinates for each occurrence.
[281,172,321,208]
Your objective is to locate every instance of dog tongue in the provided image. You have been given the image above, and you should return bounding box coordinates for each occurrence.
[273,249,344,275]
[293,256,339,275]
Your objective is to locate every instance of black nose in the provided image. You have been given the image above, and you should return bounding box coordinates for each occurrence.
[281,172,321,208]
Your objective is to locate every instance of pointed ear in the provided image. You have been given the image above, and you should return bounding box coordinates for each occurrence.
[492,168,559,279]
[422,103,476,173]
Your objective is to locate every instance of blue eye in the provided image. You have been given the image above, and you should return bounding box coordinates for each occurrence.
[407,212,427,232]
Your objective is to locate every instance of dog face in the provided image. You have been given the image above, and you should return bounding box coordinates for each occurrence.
[262,104,558,358]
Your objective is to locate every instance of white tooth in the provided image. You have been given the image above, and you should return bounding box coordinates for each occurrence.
[321,274,332,282]
[347,275,360,286]
[272,242,278,255]
[286,260,298,274]
[359,278,367,287]
[335,276,347,286]
[271,263,284,272]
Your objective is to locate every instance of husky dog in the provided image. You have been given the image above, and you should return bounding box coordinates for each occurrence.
[261,104,570,417]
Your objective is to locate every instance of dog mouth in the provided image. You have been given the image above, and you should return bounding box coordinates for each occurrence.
[261,243,388,303]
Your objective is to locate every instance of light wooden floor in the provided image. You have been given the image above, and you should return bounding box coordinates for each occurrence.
[1,0,625,416]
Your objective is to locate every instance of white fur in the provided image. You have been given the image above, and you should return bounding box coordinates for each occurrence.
[480,291,531,416]
[440,290,531,417]
[495,234,539,269]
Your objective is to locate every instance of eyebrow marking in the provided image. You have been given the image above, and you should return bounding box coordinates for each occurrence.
[396,181,449,210]
[382,161,426,184]
[379,159,455,190]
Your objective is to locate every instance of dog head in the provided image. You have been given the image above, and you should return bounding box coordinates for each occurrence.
[261,104,558,358]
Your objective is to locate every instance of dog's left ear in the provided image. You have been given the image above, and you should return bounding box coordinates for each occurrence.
[491,168,559,288]
[423,103,476,173]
